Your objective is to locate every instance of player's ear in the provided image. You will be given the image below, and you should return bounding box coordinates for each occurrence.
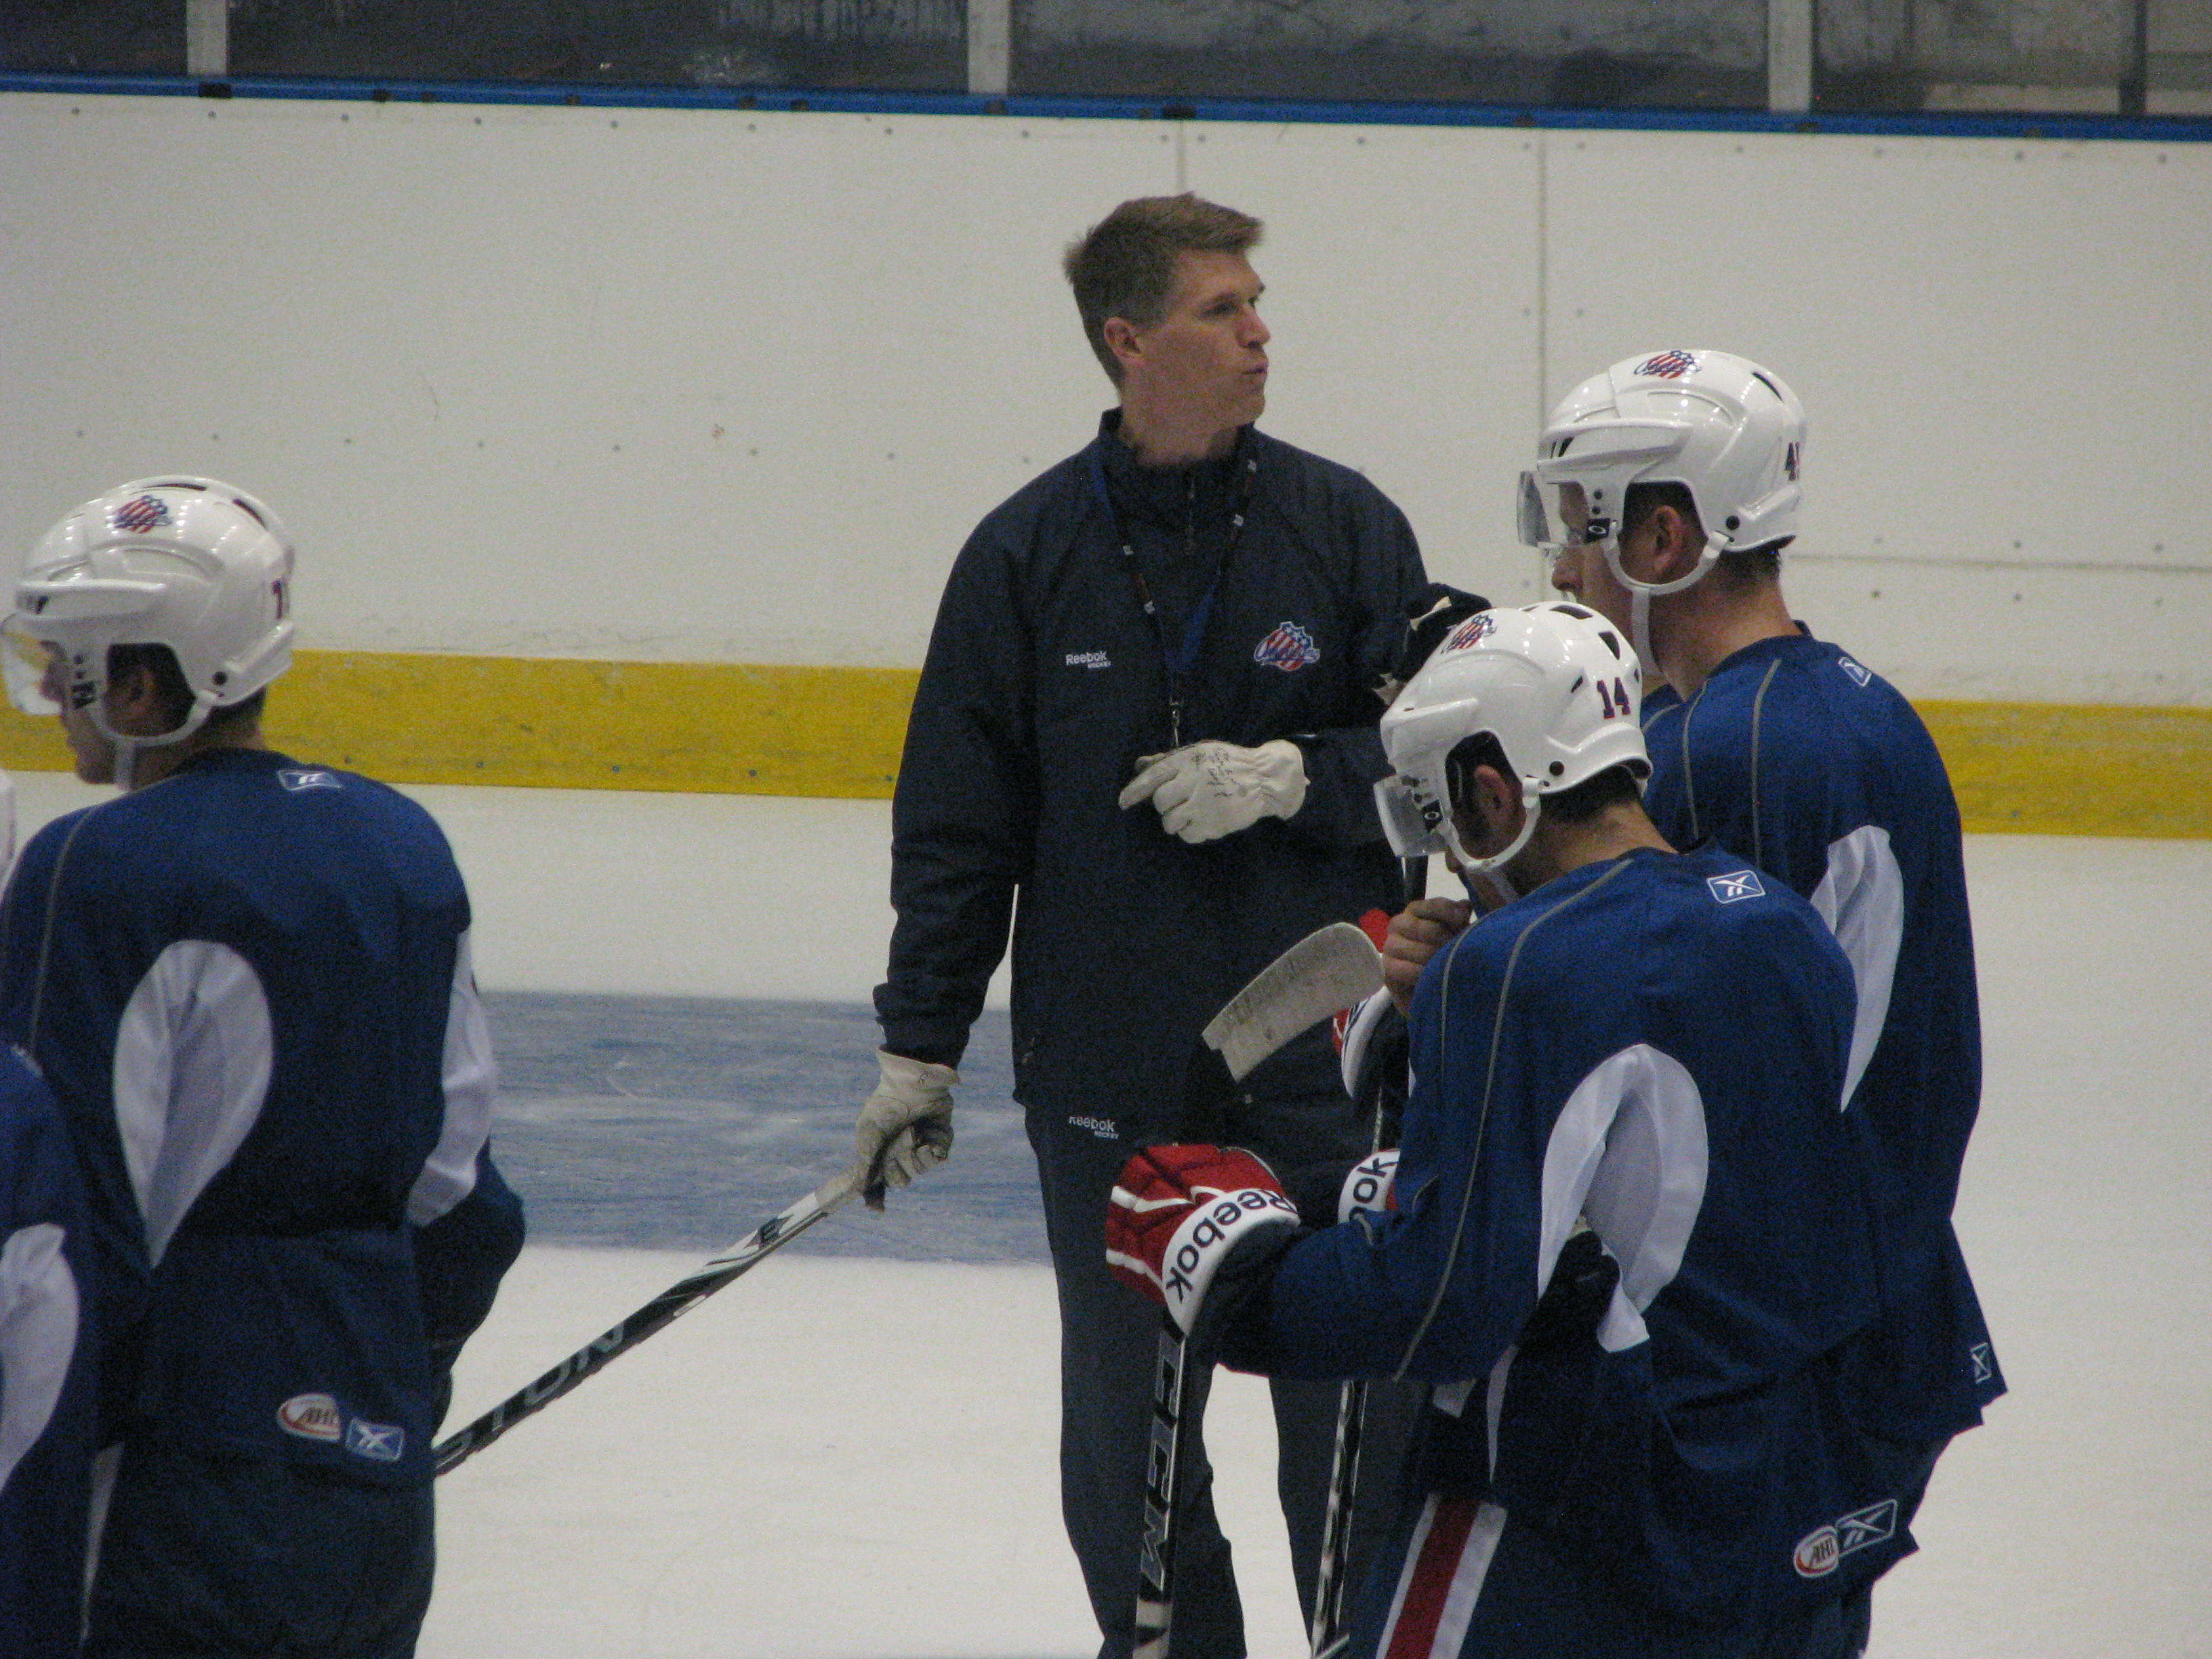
[106,659,163,723]
[1648,504,1704,578]
[1451,764,1522,857]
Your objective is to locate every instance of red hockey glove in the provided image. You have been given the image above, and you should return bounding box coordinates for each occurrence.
[1106,1145,1300,1334]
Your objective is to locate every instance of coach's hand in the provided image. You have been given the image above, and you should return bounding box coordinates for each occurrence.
[853,1049,957,1210]
[1106,1145,1301,1334]
[1119,740,1307,844]
[1382,897,1473,1014]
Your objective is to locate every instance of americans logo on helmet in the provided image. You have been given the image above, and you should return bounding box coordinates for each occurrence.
[1442,613,1497,654]
[110,495,171,533]
[1253,622,1321,673]
[1635,350,1699,380]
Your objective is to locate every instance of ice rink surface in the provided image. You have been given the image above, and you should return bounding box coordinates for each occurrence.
[19,776,2209,1659]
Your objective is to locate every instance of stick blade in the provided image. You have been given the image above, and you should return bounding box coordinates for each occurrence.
[1202,921,1384,1083]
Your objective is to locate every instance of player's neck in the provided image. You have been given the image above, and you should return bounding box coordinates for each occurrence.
[125,729,268,791]
[1656,583,1798,700]
[1511,803,1673,890]
[1115,398,1239,468]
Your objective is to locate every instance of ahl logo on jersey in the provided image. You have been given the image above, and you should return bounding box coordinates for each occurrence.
[277,1393,344,1442]
[279,768,343,793]
[1706,869,1765,904]
[1253,622,1321,673]
[110,494,172,533]
[1793,1499,1898,1578]
[1635,350,1699,380]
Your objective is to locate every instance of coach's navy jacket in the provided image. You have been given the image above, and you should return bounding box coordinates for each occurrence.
[876,413,1426,1128]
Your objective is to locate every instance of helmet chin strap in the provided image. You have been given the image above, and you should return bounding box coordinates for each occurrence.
[1448,792,1542,901]
[93,699,208,792]
[1603,527,1729,682]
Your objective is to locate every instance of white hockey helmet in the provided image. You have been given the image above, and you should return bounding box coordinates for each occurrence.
[5,476,295,752]
[1517,348,1807,596]
[1374,602,1647,874]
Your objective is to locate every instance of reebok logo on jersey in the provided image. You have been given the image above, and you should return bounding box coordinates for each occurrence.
[1839,657,1872,687]
[279,768,343,793]
[1067,1113,1122,1140]
[1706,869,1766,904]
[277,1393,344,1442]
[1793,1499,1898,1578]
[1971,1342,1995,1384]
[346,1418,406,1462]
[1065,650,1112,670]
[1253,622,1320,673]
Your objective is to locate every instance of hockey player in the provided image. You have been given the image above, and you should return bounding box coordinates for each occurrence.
[1108,602,1904,1657]
[0,476,525,1658]
[0,1046,97,1659]
[853,194,1427,1656]
[1385,351,2004,1649]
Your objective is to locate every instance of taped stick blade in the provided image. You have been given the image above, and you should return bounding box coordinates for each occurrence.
[1202,921,1385,1083]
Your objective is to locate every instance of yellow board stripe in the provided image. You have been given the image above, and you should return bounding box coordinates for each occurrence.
[0,650,920,799]
[1914,699,2212,841]
[0,651,2203,838]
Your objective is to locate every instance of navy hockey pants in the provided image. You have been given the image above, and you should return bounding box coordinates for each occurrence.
[83,1441,435,1659]
[1029,1095,1418,1659]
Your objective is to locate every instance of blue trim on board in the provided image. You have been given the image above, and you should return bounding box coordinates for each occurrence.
[5,70,2211,143]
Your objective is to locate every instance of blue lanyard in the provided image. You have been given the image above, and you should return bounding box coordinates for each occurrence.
[1086,438,1260,748]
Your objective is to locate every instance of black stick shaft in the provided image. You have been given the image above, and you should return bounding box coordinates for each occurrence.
[433,1172,856,1475]
[1134,1313,1193,1659]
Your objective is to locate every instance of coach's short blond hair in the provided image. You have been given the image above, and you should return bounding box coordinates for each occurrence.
[1063,194,1263,383]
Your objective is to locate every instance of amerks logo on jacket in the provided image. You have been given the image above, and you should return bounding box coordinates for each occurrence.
[1253,621,1321,673]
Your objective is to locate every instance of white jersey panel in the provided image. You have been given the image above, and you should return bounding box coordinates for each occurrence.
[1540,1044,1711,1354]
[406,929,495,1227]
[1808,824,1904,1107]
[111,940,274,1265]
[0,1221,79,1490]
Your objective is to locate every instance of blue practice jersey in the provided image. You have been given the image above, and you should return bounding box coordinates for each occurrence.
[1259,844,1912,1619]
[1642,631,2001,1439]
[0,748,521,1490]
[0,1046,96,1659]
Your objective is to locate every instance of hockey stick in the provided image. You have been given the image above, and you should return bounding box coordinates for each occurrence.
[1135,920,1385,1659]
[1309,863,1425,1658]
[432,1168,859,1475]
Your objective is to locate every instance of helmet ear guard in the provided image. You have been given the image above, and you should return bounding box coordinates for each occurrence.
[1374,602,1649,877]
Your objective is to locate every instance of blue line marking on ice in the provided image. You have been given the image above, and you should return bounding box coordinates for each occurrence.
[484,991,1048,1265]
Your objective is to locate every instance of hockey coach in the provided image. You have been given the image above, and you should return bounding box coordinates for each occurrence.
[852,194,1428,1656]
[0,477,525,1658]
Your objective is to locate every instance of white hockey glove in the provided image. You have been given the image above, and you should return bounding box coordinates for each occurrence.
[852,1049,957,1210]
[1117,739,1309,844]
